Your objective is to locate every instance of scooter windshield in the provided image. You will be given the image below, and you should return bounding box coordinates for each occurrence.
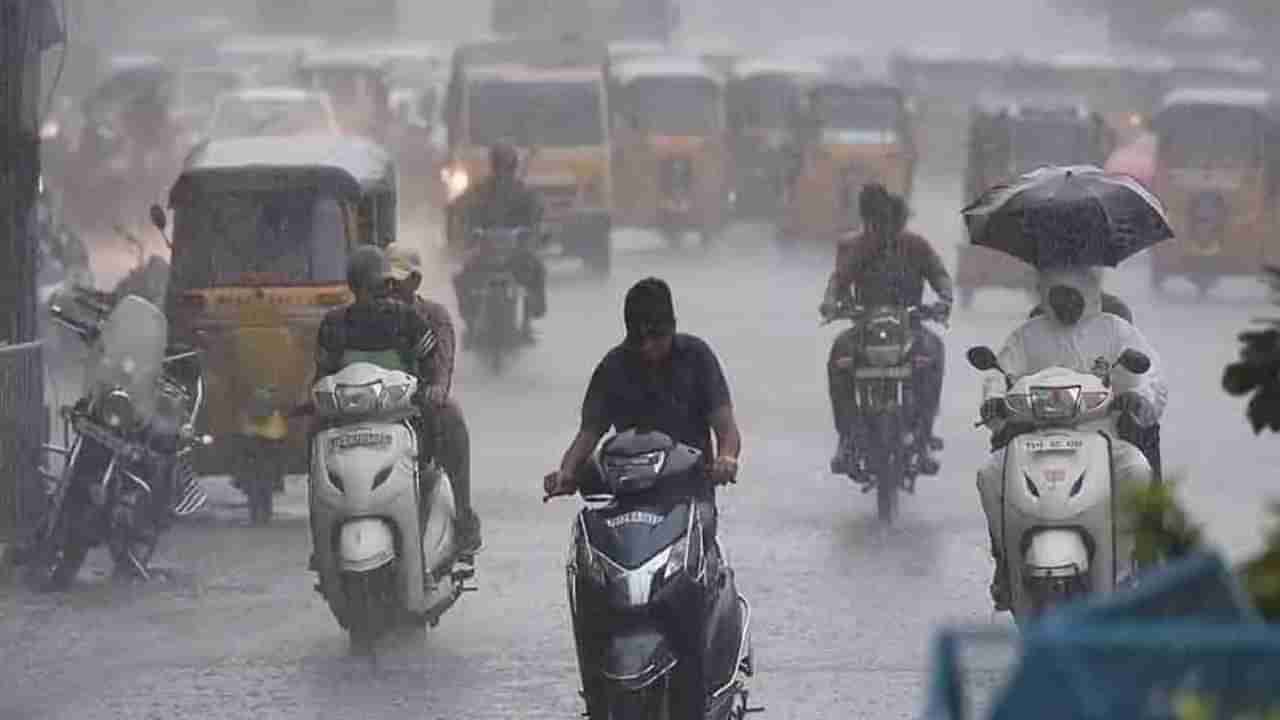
[87,295,168,422]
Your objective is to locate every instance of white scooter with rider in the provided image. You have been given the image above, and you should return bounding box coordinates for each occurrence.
[973,266,1166,622]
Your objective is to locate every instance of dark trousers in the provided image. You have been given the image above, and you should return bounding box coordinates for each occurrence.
[453,250,547,330]
[827,324,944,438]
[419,398,474,523]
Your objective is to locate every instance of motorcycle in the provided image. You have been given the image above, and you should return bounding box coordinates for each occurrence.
[464,227,533,375]
[968,345,1153,624]
[551,430,760,720]
[308,362,474,656]
[21,290,209,590]
[824,302,948,525]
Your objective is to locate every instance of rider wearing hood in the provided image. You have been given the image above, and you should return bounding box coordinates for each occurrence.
[976,264,1166,610]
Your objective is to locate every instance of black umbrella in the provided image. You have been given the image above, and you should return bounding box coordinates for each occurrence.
[963,165,1174,269]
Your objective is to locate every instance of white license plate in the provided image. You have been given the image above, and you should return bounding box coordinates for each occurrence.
[1023,437,1085,453]
[854,366,911,379]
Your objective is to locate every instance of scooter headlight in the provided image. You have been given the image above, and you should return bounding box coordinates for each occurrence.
[335,381,384,415]
[1029,385,1081,422]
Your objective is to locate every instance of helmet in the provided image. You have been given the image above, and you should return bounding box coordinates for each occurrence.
[490,141,520,179]
[346,245,393,293]
[859,183,893,229]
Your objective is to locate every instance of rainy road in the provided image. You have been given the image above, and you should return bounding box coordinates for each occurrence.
[5,171,1280,720]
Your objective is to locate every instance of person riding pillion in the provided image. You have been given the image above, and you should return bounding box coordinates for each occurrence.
[452,141,549,341]
[385,243,482,555]
[976,264,1167,611]
[314,246,450,538]
[820,184,953,477]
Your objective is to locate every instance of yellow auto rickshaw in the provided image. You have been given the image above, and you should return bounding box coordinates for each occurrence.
[1148,87,1280,295]
[726,57,826,221]
[610,56,729,246]
[443,37,614,274]
[161,135,396,522]
[956,97,1114,306]
[783,77,917,243]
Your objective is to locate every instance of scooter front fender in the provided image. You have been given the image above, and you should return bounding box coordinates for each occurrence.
[602,626,679,692]
[1023,528,1091,577]
[338,518,396,573]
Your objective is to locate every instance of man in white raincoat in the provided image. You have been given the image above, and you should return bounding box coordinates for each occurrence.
[976,265,1167,611]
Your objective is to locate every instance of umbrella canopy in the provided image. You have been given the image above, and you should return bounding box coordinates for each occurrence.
[962,165,1174,269]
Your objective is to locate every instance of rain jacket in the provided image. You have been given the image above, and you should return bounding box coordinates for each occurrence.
[984,266,1167,423]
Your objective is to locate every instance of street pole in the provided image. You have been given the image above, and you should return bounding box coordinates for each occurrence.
[0,0,40,345]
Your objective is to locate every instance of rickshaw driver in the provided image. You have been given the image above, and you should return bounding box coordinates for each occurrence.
[452,142,549,343]
[820,185,953,478]
[385,243,483,554]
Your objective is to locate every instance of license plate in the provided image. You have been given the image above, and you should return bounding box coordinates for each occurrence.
[1023,437,1084,453]
[331,431,393,452]
[854,366,911,379]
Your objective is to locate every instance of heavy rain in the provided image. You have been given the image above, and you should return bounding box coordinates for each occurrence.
[3,0,1280,718]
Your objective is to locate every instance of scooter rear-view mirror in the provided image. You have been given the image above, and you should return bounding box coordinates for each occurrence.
[967,346,1001,372]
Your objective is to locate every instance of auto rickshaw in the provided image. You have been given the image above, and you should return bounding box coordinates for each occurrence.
[610,56,728,245]
[443,37,614,274]
[782,76,917,244]
[726,57,826,221]
[1147,87,1280,295]
[295,51,394,144]
[162,135,396,523]
[1007,53,1169,145]
[956,97,1113,306]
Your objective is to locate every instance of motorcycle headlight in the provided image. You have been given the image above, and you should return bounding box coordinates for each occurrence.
[335,381,384,415]
[1029,386,1082,422]
[442,166,470,202]
[40,120,60,141]
[100,389,134,429]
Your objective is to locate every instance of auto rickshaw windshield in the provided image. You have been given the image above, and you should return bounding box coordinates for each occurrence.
[171,189,350,288]
[623,77,719,135]
[1011,117,1096,169]
[813,89,901,131]
[730,75,799,130]
[468,80,604,147]
[1158,105,1264,168]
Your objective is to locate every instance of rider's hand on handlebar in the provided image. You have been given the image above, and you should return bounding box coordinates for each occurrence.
[543,469,577,501]
[980,398,1007,425]
[708,455,740,486]
[819,301,840,321]
[930,301,953,323]
[1113,392,1157,426]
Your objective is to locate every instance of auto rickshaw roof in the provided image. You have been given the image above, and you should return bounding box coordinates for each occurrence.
[298,49,393,74]
[216,86,332,104]
[612,56,724,84]
[975,92,1092,118]
[891,46,1013,66]
[464,63,603,84]
[455,35,609,70]
[1157,87,1276,114]
[1036,52,1175,74]
[732,57,828,80]
[173,135,394,201]
[217,34,328,57]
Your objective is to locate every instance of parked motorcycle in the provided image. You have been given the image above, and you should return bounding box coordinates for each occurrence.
[309,362,474,656]
[824,302,948,525]
[968,345,1153,624]
[464,227,533,375]
[20,290,209,591]
[552,430,760,720]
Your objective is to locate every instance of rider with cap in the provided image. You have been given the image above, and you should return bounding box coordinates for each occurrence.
[820,184,953,478]
[453,141,548,342]
[385,243,482,554]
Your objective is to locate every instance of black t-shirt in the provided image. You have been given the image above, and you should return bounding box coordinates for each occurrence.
[316,298,436,377]
[581,333,732,457]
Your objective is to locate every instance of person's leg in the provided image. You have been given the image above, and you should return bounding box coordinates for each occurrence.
[436,399,480,553]
[453,263,481,340]
[916,326,944,445]
[977,452,1010,610]
[828,329,859,474]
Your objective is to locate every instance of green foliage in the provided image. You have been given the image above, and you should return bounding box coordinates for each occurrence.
[1242,504,1280,622]
[1123,475,1204,567]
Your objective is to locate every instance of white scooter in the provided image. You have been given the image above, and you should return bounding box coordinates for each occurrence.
[309,362,473,654]
[968,346,1153,624]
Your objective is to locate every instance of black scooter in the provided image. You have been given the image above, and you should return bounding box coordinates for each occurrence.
[551,430,761,720]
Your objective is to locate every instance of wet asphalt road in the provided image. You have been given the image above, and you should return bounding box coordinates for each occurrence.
[4,170,1280,720]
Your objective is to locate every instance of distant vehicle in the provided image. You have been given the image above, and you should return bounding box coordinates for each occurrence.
[295,50,395,143]
[214,34,328,85]
[206,87,340,141]
[257,0,398,38]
